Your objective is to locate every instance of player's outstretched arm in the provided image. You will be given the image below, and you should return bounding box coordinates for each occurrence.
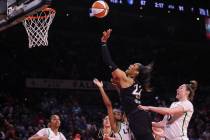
[138,105,185,115]
[93,78,118,132]
[100,29,127,81]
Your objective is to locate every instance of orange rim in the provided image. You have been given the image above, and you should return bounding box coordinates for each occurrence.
[24,8,56,20]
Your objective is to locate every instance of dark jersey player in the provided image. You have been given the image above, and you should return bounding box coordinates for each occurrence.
[100,29,154,140]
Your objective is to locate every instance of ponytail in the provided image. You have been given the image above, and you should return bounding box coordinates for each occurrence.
[139,62,154,92]
[186,80,198,101]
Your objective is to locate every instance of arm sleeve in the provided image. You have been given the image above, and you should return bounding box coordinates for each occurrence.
[101,43,118,72]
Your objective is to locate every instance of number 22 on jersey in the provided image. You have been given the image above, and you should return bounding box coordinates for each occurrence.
[132,84,142,99]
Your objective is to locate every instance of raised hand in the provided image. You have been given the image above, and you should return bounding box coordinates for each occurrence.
[93,78,103,88]
[101,29,112,43]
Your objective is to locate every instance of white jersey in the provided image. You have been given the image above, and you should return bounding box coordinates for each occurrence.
[163,100,194,140]
[114,122,132,140]
[36,128,66,140]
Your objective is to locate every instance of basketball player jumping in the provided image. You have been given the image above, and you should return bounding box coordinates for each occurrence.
[100,29,154,140]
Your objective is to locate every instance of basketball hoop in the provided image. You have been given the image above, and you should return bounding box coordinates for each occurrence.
[23,8,56,48]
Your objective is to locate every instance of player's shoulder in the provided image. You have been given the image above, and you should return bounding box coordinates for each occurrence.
[59,132,66,139]
[39,128,48,132]
[170,101,179,107]
[173,100,192,106]
[36,128,49,136]
[177,100,194,112]
[177,100,192,105]
[182,100,193,107]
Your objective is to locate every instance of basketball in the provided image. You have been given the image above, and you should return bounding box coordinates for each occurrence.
[90,1,109,18]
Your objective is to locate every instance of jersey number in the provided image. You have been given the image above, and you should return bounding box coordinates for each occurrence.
[132,84,142,99]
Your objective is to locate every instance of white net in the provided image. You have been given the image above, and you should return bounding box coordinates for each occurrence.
[23,8,56,48]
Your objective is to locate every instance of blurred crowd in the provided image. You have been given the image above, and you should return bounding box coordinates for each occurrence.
[0,88,209,140]
[0,91,105,140]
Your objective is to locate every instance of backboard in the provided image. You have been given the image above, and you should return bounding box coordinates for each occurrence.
[0,0,52,31]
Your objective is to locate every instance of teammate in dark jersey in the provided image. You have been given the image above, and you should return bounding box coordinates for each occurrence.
[100,29,154,140]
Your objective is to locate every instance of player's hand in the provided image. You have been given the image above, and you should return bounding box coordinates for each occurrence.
[101,29,112,43]
[93,78,103,88]
[152,127,165,137]
[138,105,150,111]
